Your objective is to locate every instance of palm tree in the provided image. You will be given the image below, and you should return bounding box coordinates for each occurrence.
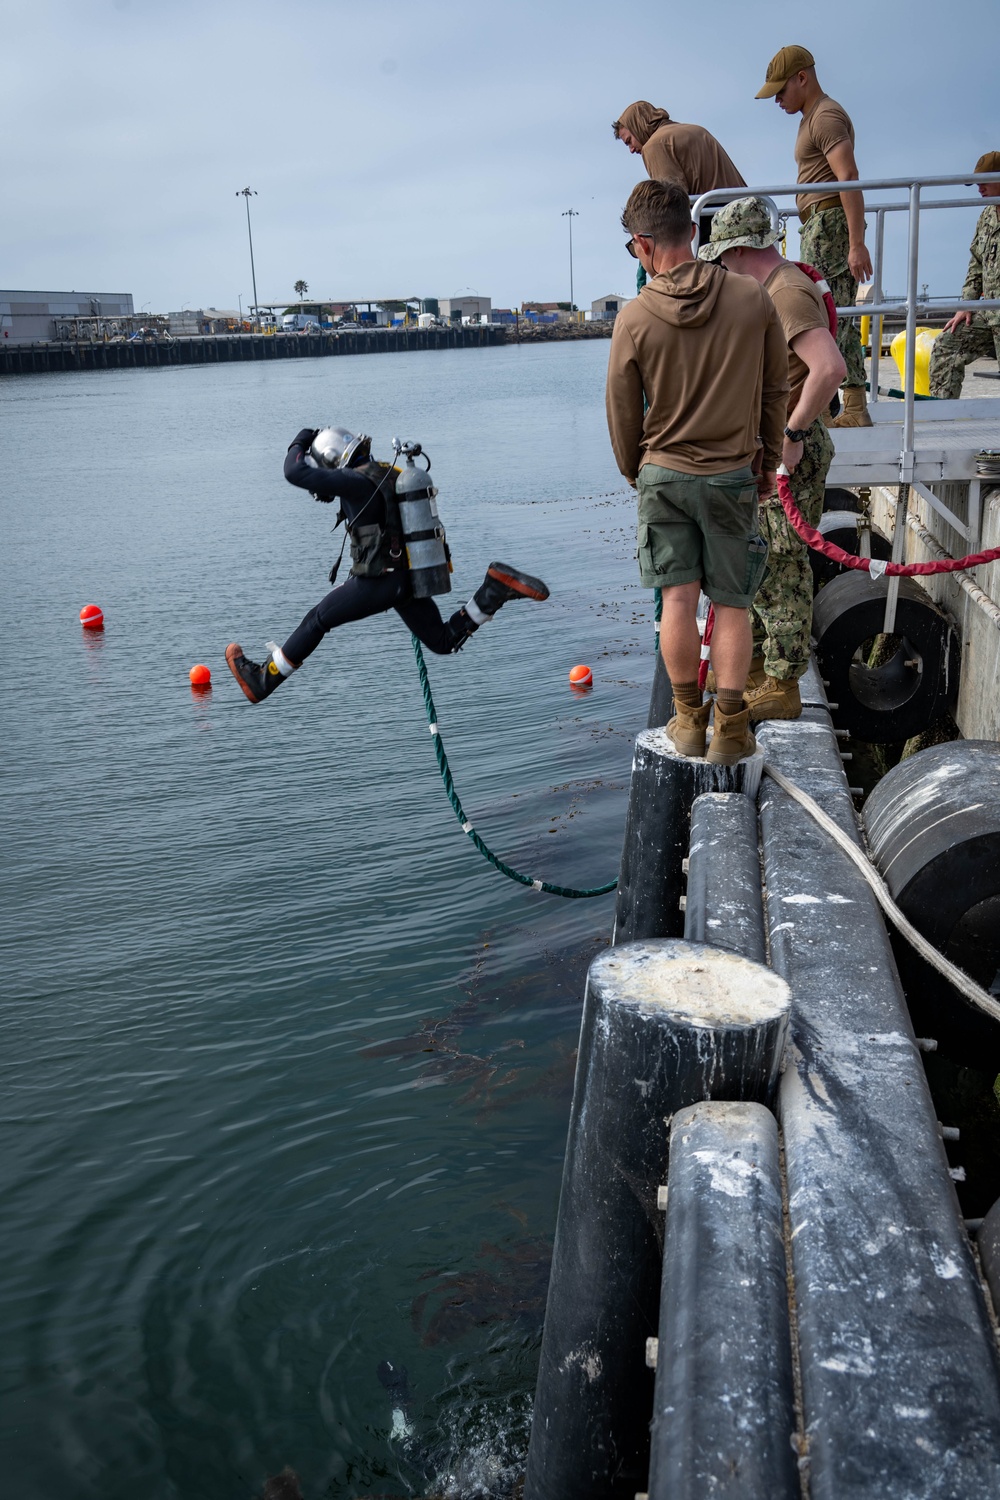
[294,280,309,302]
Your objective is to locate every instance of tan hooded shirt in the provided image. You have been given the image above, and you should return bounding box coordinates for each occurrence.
[606,260,789,481]
[617,102,745,196]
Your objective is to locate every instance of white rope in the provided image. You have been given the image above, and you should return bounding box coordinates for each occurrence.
[763,763,1000,1025]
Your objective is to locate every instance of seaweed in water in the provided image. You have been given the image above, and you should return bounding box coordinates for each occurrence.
[411,1238,552,1348]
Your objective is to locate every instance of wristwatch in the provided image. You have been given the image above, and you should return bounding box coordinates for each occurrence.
[784,425,808,443]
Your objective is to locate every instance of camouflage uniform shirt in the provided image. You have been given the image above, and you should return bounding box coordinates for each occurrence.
[960,206,1000,328]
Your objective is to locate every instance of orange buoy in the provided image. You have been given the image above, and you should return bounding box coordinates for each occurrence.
[568,664,593,688]
[80,604,104,631]
[189,663,212,688]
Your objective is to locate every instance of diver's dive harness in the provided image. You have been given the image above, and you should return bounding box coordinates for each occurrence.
[330,440,453,596]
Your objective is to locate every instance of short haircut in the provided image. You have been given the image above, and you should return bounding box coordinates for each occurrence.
[621,180,692,247]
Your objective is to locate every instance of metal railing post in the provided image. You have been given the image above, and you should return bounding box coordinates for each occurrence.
[870,208,885,405]
[902,182,921,462]
[883,182,922,636]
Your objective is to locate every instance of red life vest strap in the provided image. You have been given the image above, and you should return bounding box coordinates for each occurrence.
[792,260,838,338]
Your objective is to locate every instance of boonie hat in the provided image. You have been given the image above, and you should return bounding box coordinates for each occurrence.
[755,44,815,99]
[697,197,780,261]
[970,151,1000,182]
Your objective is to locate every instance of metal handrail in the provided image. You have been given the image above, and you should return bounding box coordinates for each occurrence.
[691,171,1000,631]
[691,171,1000,420]
[690,171,1000,217]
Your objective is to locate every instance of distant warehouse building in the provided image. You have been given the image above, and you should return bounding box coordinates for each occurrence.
[591,293,631,321]
[0,289,135,342]
[439,295,491,323]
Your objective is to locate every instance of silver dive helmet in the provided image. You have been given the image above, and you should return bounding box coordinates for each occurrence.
[311,426,371,469]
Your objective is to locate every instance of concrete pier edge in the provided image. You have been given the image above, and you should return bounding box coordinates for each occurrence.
[758,658,1000,1496]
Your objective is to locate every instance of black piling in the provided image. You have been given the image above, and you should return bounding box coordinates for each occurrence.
[978,1196,1000,1312]
[614,728,763,944]
[683,793,766,964]
[523,940,791,1500]
[647,650,673,728]
[647,1101,798,1500]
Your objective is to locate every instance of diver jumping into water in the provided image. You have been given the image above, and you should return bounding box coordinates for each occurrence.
[226,426,549,703]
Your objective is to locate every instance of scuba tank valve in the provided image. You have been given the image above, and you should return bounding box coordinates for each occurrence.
[392,439,452,598]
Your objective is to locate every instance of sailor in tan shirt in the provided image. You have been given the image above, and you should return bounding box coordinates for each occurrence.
[700,197,845,723]
[613,101,745,244]
[756,44,873,426]
[607,180,788,766]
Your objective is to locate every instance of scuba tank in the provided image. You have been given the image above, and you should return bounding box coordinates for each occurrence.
[392,439,452,598]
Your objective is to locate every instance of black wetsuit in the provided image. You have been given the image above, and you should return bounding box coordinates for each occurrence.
[280,437,467,665]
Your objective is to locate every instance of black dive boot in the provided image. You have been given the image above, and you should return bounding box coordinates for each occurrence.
[225,643,287,704]
[474,561,550,615]
[444,563,550,651]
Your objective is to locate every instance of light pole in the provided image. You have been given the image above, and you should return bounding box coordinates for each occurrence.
[562,208,579,311]
[236,187,259,327]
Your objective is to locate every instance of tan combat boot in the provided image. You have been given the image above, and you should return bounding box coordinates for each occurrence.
[830,387,873,427]
[706,705,757,766]
[667,699,712,758]
[705,656,766,695]
[746,675,803,722]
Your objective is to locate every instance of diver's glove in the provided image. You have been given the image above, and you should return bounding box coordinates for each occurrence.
[289,427,319,453]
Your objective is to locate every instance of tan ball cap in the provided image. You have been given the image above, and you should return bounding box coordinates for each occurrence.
[755,44,815,99]
[972,151,1000,180]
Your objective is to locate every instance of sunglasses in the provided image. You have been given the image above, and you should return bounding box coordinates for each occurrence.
[625,232,653,258]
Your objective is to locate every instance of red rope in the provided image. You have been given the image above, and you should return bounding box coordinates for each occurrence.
[697,604,715,691]
[775,471,1000,577]
[690,475,992,694]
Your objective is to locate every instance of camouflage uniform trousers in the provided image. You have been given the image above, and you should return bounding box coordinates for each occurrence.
[751,420,834,680]
[929,317,1000,399]
[799,205,867,389]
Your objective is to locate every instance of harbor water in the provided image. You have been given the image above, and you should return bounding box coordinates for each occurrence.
[1,341,652,1498]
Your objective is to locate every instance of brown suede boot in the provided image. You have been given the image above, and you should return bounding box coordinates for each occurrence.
[705,656,766,695]
[667,699,712,758]
[830,387,873,428]
[745,675,803,722]
[707,705,757,766]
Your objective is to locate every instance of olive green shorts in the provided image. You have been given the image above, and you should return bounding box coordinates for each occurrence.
[636,463,769,607]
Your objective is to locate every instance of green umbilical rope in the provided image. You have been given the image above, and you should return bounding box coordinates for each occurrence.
[410,635,618,898]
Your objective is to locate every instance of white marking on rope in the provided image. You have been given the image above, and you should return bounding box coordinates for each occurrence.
[531,879,544,892]
[700,643,711,660]
[462,821,473,834]
[429,722,438,735]
[777,464,790,477]
[868,559,889,580]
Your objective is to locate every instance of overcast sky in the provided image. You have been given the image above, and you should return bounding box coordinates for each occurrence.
[3,0,997,313]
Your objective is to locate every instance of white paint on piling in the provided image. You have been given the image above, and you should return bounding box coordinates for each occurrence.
[559,1343,603,1383]
[689,1147,759,1199]
[591,941,790,1029]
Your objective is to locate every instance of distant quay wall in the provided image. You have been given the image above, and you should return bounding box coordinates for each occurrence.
[0,320,614,375]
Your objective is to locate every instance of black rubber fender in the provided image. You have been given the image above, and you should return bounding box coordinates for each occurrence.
[863,741,1000,1066]
[823,485,863,513]
[811,571,959,743]
[810,510,892,590]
